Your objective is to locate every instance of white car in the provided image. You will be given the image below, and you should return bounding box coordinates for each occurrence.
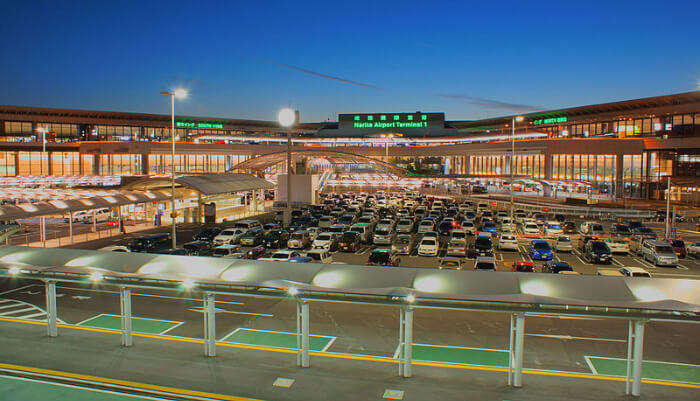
[375,219,395,231]
[396,219,414,233]
[99,245,130,252]
[543,221,563,236]
[312,233,337,250]
[373,228,394,245]
[306,249,332,263]
[497,234,519,251]
[259,250,301,262]
[554,235,573,252]
[417,238,439,256]
[619,266,652,278]
[521,223,540,236]
[446,238,467,257]
[417,219,435,233]
[211,244,242,258]
[213,228,245,245]
[604,238,630,254]
[688,242,700,258]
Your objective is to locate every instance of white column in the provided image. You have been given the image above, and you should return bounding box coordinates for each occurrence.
[296,300,310,367]
[68,212,74,244]
[45,280,58,337]
[203,293,216,357]
[40,217,46,247]
[399,306,413,378]
[120,287,133,347]
[631,320,645,396]
[509,313,525,387]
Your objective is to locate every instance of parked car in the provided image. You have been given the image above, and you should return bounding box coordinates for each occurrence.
[213,228,245,246]
[129,233,171,253]
[311,233,338,251]
[688,242,700,258]
[396,218,414,233]
[367,248,401,267]
[553,235,573,252]
[263,230,290,248]
[239,229,264,246]
[338,231,361,252]
[583,240,612,264]
[244,246,267,259]
[391,234,413,255]
[349,223,372,243]
[562,221,577,234]
[639,240,678,267]
[597,269,625,277]
[471,235,494,257]
[287,230,312,249]
[611,224,631,236]
[520,222,540,236]
[260,250,302,262]
[417,219,435,234]
[211,244,242,258]
[473,256,497,270]
[577,235,599,252]
[446,238,468,257]
[373,228,395,245]
[182,240,213,256]
[543,221,563,236]
[529,240,553,261]
[512,261,537,272]
[665,238,687,258]
[604,238,629,254]
[306,249,333,263]
[439,257,463,270]
[318,215,336,228]
[462,221,477,235]
[619,266,652,278]
[417,237,439,256]
[497,234,518,251]
[542,261,574,274]
[193,227,222,242]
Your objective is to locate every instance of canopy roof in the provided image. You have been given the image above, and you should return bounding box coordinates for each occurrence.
[125,173,274,195]
[231,150,408,176]
[0,246,697,320]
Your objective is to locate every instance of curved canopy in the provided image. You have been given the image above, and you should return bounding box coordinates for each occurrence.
[124,173,273,196]
[0,245,698,320]
[231,150,408,176]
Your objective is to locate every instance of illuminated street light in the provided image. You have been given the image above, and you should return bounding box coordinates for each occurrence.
[510,116,524,222]
[159,88,188,249]
[181,278,195,289]
[405,293,416,303]
[278,108,298,227]
[89,271,104,282]
[288,287,299,296]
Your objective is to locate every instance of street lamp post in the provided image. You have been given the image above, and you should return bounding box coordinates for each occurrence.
[510,116,524,222]
[278,108,297,227]
[159,89,187,249]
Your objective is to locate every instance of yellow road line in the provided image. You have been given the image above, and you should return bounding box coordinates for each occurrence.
[1,316,698,389]
[0,362,263,401]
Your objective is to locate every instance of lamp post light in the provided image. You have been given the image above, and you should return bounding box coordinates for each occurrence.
[278,108,297,227]
[510,116,524,221]
[159,88,188,249]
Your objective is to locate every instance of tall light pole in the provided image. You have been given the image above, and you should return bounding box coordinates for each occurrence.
[278,108,297,227]
[159,88,188,248]
[510,116,524,221]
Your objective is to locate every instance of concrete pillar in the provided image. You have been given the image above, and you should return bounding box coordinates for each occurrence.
[92,154,100,175]
[398,306,414,378]
[120,287,133,347]
[203,293,216,357]
[140,154,149,175]
[296,300,310,368]
[544,153,553,180]
[615,154,624,199]
[631,320,645,396]
[508,313,525,387]
[45,280,58,337]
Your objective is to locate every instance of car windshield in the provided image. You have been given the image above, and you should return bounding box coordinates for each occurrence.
[525,224,538,229]
[655,245,674,252]
[557,236,570,242]
[449,239,464,247]
[483,221,495,227]
[369,251,390,263]
[632,272,651,277]
[591,242,610,253]
[475,262,494,270]
[452,231,466,239]
[291,233,305,239]
[212,249,229,256]
[421,239,436,246]
[547,224,561,229]
[475,237,492,248]
[533,242,550,251]
[670,240,684,247]
[272,252,289,258]
[615,225,629,231]
[394,237,410,245]
[420,221,432,226]
[341,233,357,241]
[592,224,604,231]
[220,230,236,236]
[316,234,331,241]
[501,235,515,241]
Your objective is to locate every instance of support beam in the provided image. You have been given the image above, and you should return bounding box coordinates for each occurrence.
[295,300,310,367]
[203,293,216,357]
[120,287,133,347]
[631,320,645,396]
[398,306,413,378]
[68,212,74,244]
[508,313,525,387]
[45,280,57,337]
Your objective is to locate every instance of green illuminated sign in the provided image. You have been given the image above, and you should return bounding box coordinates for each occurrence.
[532,116,568,125]
[176,122,224,129]
[343,113,443,130]
[353,121,428,129]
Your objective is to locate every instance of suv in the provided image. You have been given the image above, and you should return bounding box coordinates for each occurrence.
[391,234,413,255]
[367,249,401,267]
[474,256,497,270]
[338,231,361,252]
[583,240,612,264]
[470,235,494,258]
[287,231,311,249]
[619,266,652,278]
[263,230,290,248]
[213,228,246,246]
[640,240,678,267]
[239,229,264,246]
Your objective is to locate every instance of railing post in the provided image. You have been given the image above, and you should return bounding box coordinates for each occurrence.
[45,280,58,337]
[631,320,646,396]
[509,312,525,387]
[203,292,216,357]
[398,306,413,378]
[296,300,310,367]
[120,286,133,347]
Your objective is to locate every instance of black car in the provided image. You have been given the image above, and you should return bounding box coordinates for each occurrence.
[244,246,267,259]
[338,231,361,252]
[183,240,213,256]
[438,221,455,236]
[584,241,612,264]
[155,248,189,255]
[129,233,171,253]
[238,229,265,246]
[367,249,401,267]
[193,227,222,242]
[263,230,290,248]
[470,235,494,258]
[611,224,631,236]
[562,222,577,234]
[542,261,575,273]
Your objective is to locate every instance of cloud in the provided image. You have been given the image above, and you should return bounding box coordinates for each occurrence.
[258,59,384,90]
[435,93,541,112]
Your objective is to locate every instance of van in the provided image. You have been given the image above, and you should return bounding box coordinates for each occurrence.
[233,219,262,231]
[306,249,332,263]
[639,240,678,267]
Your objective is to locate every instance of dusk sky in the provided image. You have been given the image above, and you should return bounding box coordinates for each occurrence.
[2,0,698,122]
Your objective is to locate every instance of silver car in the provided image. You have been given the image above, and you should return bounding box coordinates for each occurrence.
[391,234,412,255]
[373,228,395,245]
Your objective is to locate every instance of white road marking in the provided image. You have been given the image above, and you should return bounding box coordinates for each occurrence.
[525,333,626,343]
[0,285,38,296]
[0,307,35,316]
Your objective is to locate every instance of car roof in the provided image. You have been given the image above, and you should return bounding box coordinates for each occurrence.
[531,239,548,244]
[623,266,649,272]
[475,256,496,262]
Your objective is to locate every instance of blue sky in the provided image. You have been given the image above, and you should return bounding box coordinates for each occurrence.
[1,0,698,122]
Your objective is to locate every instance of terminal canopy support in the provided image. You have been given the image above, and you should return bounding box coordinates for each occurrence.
[45,280,58,337]
[398,306,414,378]
[626,320,646,396]
[296,300,310,368]
[203,293,216,357]
[120,286,133,347]
[508,313,525,387]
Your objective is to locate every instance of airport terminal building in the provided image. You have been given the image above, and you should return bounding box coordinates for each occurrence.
[0,91,698,202]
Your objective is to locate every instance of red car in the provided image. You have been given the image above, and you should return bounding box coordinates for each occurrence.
[512,261,538,272]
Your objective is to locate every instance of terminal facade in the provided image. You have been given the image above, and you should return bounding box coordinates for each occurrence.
[0,91,698,202]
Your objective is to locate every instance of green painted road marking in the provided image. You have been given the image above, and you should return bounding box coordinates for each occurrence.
[397,344,509,367]
[587,356,700,384]
[221,328,335,351]
[0,374,164,400]
[76,314,183,335]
